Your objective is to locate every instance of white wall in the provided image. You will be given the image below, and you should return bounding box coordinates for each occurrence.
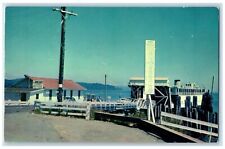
[29,92,55,103]
[5,89,85,104]
[28,92,84,104]
[180,95,202,108]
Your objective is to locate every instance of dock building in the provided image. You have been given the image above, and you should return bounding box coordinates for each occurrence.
[5,75,86,104]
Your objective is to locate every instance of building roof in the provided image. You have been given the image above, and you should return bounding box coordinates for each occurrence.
[129,77,169,81]
[25,75,86,90]
[128,76,169,87]
[5,88,44,93]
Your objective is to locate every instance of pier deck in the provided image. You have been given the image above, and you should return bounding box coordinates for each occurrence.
[94,111,205,143]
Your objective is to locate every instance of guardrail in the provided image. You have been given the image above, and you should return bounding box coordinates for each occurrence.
[5,100,31,106]
[34,101,137,120]
[160,112,218,142]
[34,101,89,119]
[90,102,136,111]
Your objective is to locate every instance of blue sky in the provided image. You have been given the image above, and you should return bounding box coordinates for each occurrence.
[5,7,219,91]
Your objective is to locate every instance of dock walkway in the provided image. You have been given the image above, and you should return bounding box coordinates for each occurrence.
[33,101,136,119]
[94,111,205,143]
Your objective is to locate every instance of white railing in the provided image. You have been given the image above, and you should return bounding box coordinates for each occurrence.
[34,101,89,118]
[5,100,31,106]
[160,112,218,139]
[34,101,137,120]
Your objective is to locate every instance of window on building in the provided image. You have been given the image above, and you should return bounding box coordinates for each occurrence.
[36,94,39,99]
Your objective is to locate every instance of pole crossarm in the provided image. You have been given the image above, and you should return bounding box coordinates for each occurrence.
[53,8,78,16]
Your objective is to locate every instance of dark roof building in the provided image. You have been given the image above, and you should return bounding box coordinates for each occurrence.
[25,75,85,90]
[5,75,86,103]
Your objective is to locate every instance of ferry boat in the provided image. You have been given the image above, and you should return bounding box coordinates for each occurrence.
[170,79,206,108]
[128,77,207,111]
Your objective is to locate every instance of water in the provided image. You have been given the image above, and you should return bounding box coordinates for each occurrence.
[83,89,130,101]
[212,93,219,113]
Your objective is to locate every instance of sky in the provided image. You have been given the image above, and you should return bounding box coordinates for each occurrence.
[5,6,219,91]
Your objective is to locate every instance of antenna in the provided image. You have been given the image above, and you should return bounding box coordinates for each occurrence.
[211,76,214,95]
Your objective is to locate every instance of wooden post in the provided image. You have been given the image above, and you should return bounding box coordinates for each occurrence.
[194,109,198,129]
[86,104,91,120]
[157,105,159,119]
[189,111,192,127]
[147,105,151,121]
[207,111,210,133]
[160,111,162,124]
[208,112,212,143]
[53,7,77,102]
[208,127,212,143]
[147,95,155,123]
[159,104,162,115]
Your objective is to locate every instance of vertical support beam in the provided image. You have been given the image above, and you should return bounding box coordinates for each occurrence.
[147,97,151,121]
[147,94,155,123]
[168,87,172,112]
[57,7,66,102]
[160,104,162,124]
[70,90,73,99]
[144,40,156,123]
[78,90,81,99]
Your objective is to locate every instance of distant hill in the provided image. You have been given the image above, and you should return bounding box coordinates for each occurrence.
[5,78,124,91]
[78,82,121,90]
[5,78,24,87]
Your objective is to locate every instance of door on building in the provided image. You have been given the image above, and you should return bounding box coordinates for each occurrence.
[21,93,27,101]
[49,90,52,100]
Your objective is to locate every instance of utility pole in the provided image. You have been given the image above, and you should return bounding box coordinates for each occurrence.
[53,7,78,102]
[105,74,107,101]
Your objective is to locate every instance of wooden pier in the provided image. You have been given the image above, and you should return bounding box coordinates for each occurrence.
[5,100,218,142]
[33,101,136,120]
[94,111,212,143]
[160,112,218,138]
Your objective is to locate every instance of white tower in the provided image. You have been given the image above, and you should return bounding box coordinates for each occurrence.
[144,40,156,123]
[144,40,155,97]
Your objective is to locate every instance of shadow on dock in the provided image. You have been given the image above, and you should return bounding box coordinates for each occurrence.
[94,111,205,143]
